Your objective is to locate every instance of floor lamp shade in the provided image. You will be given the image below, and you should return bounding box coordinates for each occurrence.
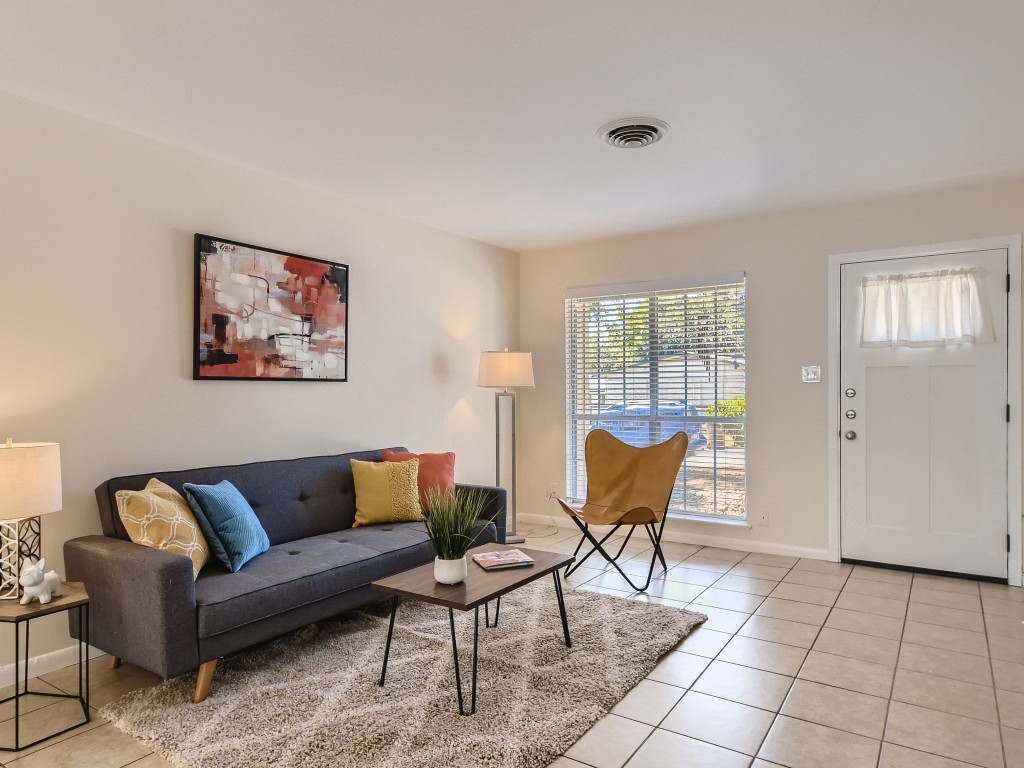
[478,351,533,544]
[477,351,535,389]
[0,441,62,600]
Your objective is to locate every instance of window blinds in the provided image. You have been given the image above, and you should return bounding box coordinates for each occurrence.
[565,279,746,519]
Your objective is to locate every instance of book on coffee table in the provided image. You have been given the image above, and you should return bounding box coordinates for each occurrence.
[472,548,535,571]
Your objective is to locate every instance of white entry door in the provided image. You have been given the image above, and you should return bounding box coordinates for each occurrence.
[839,247,1009,578]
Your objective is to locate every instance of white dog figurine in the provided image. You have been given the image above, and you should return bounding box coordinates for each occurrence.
[19,558,62,605]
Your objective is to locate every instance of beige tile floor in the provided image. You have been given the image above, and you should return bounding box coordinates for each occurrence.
[2,528,1023,768]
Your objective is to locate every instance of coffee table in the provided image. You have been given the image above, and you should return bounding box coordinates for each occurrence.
[371,543,574,715]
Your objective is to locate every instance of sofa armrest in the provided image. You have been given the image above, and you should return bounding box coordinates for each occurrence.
[456,483,508,544]
[64,536,200,679]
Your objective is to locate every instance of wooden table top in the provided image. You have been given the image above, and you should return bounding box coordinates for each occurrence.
[372,544,574,611]
[0,582,88,623]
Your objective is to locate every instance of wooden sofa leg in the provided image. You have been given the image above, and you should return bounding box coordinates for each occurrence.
[109,656,122,669]
[193,659,218,703]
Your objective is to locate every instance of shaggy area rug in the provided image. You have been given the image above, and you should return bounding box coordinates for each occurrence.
[102,581,705,768]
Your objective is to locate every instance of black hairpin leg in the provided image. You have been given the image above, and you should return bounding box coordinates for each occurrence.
[80,604,91,719]
[378,596,399,686]
[552,571,572,647]
[484,597,501,628]
[449,606,480,715]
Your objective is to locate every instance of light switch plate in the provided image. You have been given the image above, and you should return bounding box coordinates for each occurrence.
[802,365,821,383]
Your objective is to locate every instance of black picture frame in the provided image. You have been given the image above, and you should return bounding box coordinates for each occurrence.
[193,234,349,381]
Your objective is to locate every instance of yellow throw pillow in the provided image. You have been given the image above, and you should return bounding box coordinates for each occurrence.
[116,478,210,579]
[351,458,424,527]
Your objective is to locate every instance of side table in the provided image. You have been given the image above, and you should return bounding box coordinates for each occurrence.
[0,582,90,752]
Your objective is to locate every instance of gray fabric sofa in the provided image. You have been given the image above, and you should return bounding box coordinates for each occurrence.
[64,448,506,702]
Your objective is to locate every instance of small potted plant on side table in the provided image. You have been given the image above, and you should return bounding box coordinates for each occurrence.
[423,486,497,585]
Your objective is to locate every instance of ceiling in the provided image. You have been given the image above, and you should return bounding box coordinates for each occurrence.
[3,1,1024,251]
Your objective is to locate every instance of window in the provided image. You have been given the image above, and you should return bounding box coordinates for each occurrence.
[565,276,746,520]
[860,268,994,348]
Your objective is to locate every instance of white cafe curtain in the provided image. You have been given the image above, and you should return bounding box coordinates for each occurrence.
[860,268,994,348]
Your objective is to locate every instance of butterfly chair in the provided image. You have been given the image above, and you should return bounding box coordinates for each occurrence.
[557,429,687,592]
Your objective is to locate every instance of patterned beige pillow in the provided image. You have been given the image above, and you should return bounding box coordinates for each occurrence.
[351,458,424,527]
[116,478,210,579]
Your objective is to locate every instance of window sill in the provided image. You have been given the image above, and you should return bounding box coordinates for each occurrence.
[668,513,752,529]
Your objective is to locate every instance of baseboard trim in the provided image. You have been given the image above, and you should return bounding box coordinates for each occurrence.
[0,642,106,689]
[518,512,831,562]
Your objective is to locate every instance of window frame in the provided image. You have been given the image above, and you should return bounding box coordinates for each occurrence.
[564,274,747,523]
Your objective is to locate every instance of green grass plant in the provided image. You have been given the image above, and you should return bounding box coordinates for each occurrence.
[423,486,497,560]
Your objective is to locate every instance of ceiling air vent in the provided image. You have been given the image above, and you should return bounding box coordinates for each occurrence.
[598,118,670,148]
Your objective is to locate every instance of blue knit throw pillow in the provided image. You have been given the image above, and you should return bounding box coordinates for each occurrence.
[183,480,269,572]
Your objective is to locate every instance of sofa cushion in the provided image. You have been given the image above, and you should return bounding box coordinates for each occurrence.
[382,450,456,510]
[194,523,433,637]
[184,480,270,572]
[351,458,424,527]
[115,478,210,579]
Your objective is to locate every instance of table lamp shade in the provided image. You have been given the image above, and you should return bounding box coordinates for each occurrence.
[477,351,534,389]
[0,442,62,520]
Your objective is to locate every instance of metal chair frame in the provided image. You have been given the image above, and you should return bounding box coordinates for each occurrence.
[563,502,672,592]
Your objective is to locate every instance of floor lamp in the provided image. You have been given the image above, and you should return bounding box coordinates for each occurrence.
[0,439,62,600]
[478,349,534,545]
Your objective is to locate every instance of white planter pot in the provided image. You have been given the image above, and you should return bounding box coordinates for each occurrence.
[434,555,468,585]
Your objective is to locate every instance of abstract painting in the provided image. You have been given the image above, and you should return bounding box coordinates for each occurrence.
[194,234,348,381]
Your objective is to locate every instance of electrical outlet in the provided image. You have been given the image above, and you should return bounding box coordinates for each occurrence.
[759,510,769,526]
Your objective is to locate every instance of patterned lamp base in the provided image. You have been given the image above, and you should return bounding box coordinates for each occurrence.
[0,517,42,600]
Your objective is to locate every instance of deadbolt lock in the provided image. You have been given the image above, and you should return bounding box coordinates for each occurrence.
[845,409,856,419]
[845,388,856,398]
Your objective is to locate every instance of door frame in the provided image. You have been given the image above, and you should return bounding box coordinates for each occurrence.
[826,235,1023,586]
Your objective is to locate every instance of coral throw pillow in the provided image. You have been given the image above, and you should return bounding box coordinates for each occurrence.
[382,450,456,510]
[351,458,424,527]
[115,478,210,579]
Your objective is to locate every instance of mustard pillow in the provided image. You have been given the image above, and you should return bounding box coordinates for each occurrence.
[351,458,424,527]
[116,478,210,579]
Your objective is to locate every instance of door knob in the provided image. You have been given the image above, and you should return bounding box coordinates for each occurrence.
[845,431,857,440]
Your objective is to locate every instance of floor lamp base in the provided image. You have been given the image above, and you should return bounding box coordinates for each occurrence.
[505,534,526,545]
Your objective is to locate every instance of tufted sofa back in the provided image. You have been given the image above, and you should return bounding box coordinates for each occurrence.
[94,448,405,546]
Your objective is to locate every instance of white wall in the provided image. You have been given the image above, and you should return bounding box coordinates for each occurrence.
[519,177,1024,560]
[0,93,519,662]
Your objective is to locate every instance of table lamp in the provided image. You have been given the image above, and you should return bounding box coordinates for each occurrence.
[0,439,62,600]
[478,349,534,544]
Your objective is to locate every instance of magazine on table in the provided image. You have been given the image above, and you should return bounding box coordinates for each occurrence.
[472,549,535,570]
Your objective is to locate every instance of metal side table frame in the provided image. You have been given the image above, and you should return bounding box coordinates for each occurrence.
[0,582,90,752]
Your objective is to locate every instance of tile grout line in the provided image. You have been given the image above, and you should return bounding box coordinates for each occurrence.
[575,545,763,767]
[601,544,734,767]
[670,549,805,763]
[747,558,854,763]
[980,582,1011,768]
[553,539,1011,767]
[872,572,910,768]
[881,574,1010,768]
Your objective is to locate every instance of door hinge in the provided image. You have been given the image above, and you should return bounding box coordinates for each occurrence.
[1008,404,1011,423]
[1008,534,1012,553]
[1008,274,1011,293]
